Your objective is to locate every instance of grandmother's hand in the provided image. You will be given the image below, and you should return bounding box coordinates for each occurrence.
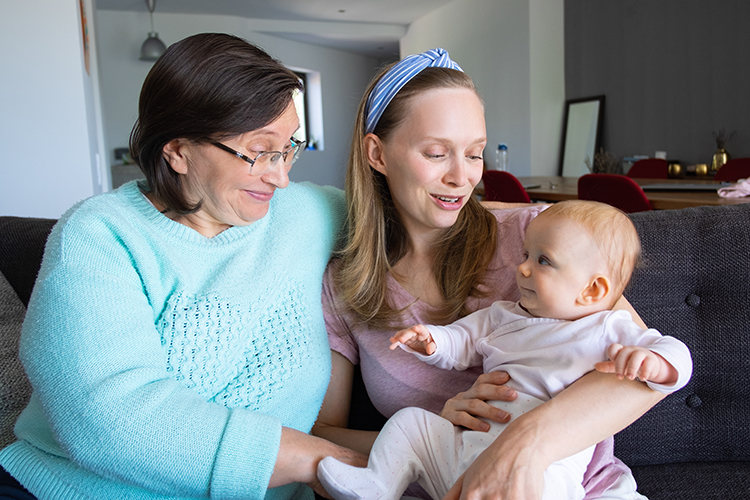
[440,371,517,431]
[308,442,368,498]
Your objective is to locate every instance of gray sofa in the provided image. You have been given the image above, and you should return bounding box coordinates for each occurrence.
[1,204,749,498]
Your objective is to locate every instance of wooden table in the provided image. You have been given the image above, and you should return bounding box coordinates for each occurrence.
[516,176,750,210]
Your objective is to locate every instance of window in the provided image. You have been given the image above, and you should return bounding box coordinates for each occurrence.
[293,72,309,146]
[288,67,323,151]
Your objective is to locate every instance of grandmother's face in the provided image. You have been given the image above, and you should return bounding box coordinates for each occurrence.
[369,87,486,240]
[165,101,300,237]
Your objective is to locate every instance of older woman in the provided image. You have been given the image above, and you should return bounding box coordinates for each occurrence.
[312,49,663,499]
[0,33,362,500]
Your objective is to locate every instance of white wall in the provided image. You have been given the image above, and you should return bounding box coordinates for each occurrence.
[529,0,565,175]
[401,0,565,176]
[96,10,384,190]
[0,0,106,218]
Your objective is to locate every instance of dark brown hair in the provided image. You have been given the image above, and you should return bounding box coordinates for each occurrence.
[129,33,303,214]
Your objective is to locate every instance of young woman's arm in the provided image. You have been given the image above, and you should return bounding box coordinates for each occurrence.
[311,351,379,455]
[445,371,664,500]
[442,297,661,500]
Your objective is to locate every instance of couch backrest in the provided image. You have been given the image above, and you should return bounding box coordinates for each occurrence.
[616,203,750,466]
[2,206,749,467]
[0,217,57,307]
[0,216,55,448]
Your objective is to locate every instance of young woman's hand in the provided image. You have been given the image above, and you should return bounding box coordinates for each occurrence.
[442,425,547,500]
[439,371,516,431]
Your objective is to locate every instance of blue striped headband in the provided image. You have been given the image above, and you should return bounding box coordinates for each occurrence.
[364,48,463,134]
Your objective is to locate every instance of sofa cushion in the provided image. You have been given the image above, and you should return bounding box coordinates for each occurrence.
[631,461,750,499]
[0,271,31,448]
[617,203,750,466]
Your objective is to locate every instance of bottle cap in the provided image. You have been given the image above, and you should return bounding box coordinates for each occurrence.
[498,143,508,150]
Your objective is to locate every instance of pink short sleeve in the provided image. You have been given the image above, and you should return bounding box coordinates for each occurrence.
[322,262,360,365]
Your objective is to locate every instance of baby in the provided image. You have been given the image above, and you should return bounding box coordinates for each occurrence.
[317,200,692,500]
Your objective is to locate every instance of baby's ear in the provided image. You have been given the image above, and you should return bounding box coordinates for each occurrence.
[577,276,611,306]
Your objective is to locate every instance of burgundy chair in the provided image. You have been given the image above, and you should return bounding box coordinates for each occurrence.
[626,158,669,179]
[578,174,653,213]
[713,158,750,182]
[482,170,531,203]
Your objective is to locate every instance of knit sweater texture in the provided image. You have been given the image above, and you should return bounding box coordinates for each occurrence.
[0,180,345,500]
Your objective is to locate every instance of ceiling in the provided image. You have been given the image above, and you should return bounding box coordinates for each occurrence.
[96,0,456,59]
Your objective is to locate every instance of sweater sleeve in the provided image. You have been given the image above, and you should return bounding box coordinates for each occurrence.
[20,220,281,499]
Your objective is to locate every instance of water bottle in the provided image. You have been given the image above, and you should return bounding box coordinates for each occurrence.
[494,143,508,171]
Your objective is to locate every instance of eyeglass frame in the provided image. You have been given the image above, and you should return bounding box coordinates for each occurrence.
[211,137,306,172]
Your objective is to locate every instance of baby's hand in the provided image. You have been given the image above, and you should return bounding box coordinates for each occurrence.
[389,325,436,355]
[595,343,677,385]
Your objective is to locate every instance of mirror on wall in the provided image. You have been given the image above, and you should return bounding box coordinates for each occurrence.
[558,95,605,177]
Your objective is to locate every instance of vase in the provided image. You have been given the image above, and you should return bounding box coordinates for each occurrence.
[711,148,730,173]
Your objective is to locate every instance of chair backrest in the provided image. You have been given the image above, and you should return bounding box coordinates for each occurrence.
[578,173,653,213]
[482,170,531,203]
[626,158,669,179]
[713,157,750,182]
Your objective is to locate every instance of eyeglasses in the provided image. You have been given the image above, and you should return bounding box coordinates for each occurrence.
[211,137,306,174]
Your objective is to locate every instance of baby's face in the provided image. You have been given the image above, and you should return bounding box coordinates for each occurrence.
[516,215,608,320]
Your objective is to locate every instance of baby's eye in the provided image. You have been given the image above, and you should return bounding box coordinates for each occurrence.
[538,256,551,266]
[467,155,483,161]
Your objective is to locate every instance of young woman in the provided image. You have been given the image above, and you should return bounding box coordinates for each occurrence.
[312,49,663,500]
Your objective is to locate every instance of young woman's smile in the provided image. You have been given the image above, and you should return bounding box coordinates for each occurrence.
[370,87,486,239]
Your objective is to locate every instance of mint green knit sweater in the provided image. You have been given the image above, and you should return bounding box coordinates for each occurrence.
[0,180,345,500]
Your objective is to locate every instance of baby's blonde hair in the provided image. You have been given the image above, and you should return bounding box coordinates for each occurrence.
[535,200,641,304]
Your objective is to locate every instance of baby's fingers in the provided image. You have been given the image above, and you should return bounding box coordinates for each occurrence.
[617,348,649,380]
[634,354,661,382]
[607,343,624,362]
[594,360,615,374]
[389,325,431,350]
[389,328,418,349]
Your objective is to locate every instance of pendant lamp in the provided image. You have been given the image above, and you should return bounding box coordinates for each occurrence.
[139,0,166,61]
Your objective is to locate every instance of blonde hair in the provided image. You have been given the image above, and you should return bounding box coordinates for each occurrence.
[536,200,642,303]
[333,65,497,329]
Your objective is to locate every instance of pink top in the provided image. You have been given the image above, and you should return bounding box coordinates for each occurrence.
[323,205,630,498]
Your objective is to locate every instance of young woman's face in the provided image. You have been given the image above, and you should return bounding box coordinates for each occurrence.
[167,101,300,237]
[372,87,486,240]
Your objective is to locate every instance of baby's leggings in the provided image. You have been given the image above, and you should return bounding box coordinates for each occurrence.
[318,395,594,500]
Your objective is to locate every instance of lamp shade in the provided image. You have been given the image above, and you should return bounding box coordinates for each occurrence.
[140,32,166,61]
